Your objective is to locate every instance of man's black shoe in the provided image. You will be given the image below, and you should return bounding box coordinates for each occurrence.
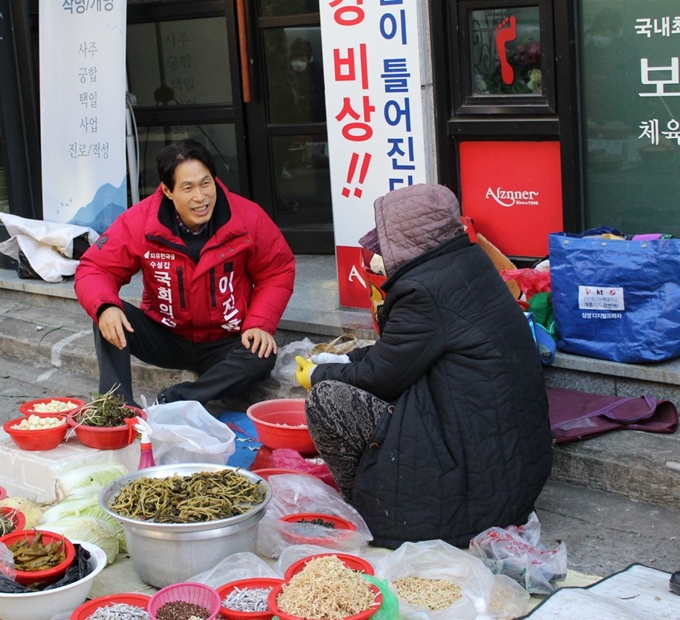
[152,391,167,407]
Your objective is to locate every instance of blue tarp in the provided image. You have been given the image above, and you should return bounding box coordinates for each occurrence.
[217,410,262,469]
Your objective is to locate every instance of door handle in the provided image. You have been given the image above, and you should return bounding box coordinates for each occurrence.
[236,0,252,103]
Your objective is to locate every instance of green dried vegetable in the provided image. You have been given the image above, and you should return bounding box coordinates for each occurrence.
[74,386,132,427]
[9,531,66,572]
[109,469,266,523]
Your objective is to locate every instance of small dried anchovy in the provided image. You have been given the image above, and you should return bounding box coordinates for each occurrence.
[85,603,151,620]
[222,586,272,612]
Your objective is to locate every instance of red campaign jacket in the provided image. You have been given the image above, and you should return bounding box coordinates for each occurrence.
[75,179,295,342]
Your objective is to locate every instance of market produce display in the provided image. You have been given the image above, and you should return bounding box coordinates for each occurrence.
[12,415,65,430]
[274,555,379,619]
[84,603,150,619]
[107,469,266,523]
[30,399,81,413]
[71,388,134,427]
[5,530,66,572]
[393,575,463,611]
[0,507,25,535]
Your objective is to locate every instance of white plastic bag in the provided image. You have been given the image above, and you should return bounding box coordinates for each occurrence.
[190,551,280,588]
[0,542,16,580]
[375,539,525,620]
[270,338,316,397]
[256,474,373,558]
[0,213,98,282]
[146,400,236,465]
[468,511,568,595]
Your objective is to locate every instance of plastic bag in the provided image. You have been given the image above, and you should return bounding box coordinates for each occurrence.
[0,542,16,581]
[374,539,524,620]
[468,512,567,595]
[257,475,373,559]
[272,448,340,490]
[500,268,551,301]
[190,551,280,588]
[271,338,316,397]
[550,230,680,362]
[146,400,236,465]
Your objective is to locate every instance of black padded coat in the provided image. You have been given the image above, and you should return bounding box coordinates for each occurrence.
[312,233,553,548]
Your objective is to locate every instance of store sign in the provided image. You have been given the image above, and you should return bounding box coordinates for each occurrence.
[320,0,427,308]
[39,0,127,234]
[459,141,563,257]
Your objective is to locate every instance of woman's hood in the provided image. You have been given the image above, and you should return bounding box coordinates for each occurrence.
[375,183,464,275]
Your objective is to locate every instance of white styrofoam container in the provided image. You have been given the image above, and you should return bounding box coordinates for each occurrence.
[0,431,138,502]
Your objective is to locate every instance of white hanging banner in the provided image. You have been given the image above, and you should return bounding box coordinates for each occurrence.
[39,0,127,234]
[319,0,428,308]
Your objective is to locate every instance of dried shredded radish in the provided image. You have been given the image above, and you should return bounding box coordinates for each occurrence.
[277,556,377,620]
[393,575,463,611]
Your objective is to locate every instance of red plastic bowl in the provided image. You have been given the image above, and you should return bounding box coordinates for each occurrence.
[0,529,76,586]
[149,582,222,620]
[246,399,316,456]
[267,580,382,620]
[251,468,318,482]
[0,507,27,534]
[3,416,68,451]
[217,577,284,620]
[19,397,86,418]
[284,553,374,582]
[279,513,358,546]
[67,405,146,450]
[71,593,151,620]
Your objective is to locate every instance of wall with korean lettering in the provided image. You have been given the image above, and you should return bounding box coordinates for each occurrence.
[40,0,127,234]
[320,0,435,309]
[580,0,680,236]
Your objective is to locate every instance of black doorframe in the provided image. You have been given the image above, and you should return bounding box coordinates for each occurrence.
[243,7,333,254]
[0,0,41,220]
[127,0,250,201]
[429,0,584,250]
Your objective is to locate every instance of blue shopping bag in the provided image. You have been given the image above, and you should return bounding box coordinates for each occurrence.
[549,231,680,363]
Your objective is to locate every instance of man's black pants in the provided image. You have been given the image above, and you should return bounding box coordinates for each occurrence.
[94,301,276,406]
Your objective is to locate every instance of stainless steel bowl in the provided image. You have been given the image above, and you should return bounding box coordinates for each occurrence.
[99,463,271,588]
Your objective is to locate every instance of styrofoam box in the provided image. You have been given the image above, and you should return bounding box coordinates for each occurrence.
[0,429,138,502]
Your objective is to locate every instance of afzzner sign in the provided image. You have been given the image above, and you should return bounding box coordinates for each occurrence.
[485,187,540,207]
[459,141,563,258]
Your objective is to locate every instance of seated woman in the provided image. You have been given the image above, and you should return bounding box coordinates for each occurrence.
[296,183,553,548]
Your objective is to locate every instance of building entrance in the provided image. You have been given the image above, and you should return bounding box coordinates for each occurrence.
[127,0,332,253]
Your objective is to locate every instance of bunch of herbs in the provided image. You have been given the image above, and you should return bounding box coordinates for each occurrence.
[74,386,131,427]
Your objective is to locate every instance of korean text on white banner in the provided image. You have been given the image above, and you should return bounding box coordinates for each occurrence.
[320,0,428,309]
[39,0,127,234]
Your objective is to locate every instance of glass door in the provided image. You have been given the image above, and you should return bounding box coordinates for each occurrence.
[126,0,333,254]
[247,1,333,253]
[126,0,247,200]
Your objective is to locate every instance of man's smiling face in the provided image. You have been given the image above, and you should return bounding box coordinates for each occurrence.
[162,159,217,232]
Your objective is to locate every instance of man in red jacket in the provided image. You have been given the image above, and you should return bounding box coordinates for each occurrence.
[75,138,295,407]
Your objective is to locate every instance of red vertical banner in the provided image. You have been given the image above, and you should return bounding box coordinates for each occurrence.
[459,141,563,257]
[336,245,371,309]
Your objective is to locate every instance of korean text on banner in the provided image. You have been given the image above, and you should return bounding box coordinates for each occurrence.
[320,0,428,308]
[39,0,127,234]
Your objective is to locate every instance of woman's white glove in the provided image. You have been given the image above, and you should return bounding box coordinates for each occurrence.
[310,352,351,364]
